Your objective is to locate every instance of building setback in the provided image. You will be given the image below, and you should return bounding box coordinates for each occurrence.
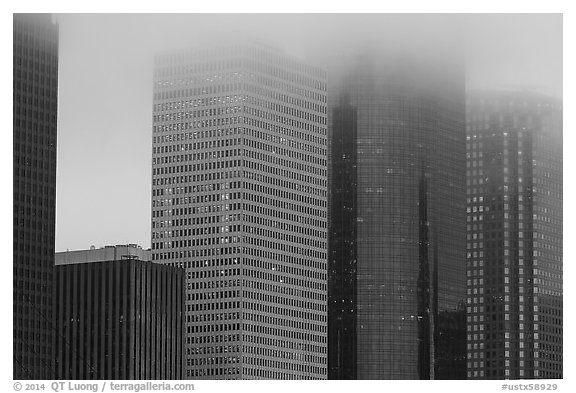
[328,52,467,379]
[13,13,59,380]
[151,42,328,379]
[466,91,562,379]
[54,246,184,380]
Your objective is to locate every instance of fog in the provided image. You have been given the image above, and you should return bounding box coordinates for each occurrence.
[54,13,562,251]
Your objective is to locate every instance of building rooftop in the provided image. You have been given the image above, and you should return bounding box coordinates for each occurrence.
[55,243,152,265]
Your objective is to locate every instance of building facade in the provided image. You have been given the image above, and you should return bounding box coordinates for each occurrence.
[466,91,562,379]
[53,247,184,379]
[151,42,328,379]
[328,52,467,379]
[13,13,59,380]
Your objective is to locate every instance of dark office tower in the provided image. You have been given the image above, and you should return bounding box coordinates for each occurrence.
[54,246,184,380]
[466,91,562,379]
[13,13,59,380]
[151,42,328,379]
[328,95,358,379]
[328,52,467,380]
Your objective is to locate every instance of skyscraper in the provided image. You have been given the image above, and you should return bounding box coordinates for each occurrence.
[466,90,562,379]
[328,51,467,379]
[54,245,184,380]
[13,13,59,379]
[151,42,328,379]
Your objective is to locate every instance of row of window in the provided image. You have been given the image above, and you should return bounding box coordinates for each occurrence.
[186,344,240,354]
[188,311,240,324]
[243,278,325,302]
[244,137,326,176]
[187,333,240,344]
[242,59,326,96]
[153,245,241,260]
[155,50,325,91]
[189,289,240,302]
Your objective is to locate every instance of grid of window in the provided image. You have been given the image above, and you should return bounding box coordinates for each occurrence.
[329,54,466,379]
[466,91,562,379]
[13,14,59,380]
[151,43,328,379]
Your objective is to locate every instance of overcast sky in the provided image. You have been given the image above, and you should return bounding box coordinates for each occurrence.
[53,13,562,252]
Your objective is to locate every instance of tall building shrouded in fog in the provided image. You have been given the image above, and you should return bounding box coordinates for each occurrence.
[151,42,328,379]
[328,51,467,379]
[466,91,562,379]
[13,13,59,379]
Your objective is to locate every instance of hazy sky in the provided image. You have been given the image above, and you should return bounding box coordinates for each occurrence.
[54,13,562,252]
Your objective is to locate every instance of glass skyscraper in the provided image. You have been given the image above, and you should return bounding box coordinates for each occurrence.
[13,13,59,379]
[466,90,562,379]
[151,42,328,379]
[328,52,467,379]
